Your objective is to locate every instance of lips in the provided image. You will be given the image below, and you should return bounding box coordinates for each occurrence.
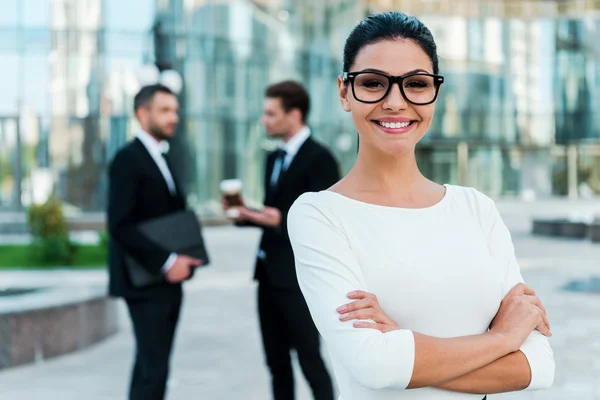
[372,119,417,135]
[376,120,412,129]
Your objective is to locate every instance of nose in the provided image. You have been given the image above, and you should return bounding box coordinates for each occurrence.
[382,83,409,111]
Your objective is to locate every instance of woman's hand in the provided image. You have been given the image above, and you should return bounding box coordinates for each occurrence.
[490,283,551,352]
[336,290,399,333]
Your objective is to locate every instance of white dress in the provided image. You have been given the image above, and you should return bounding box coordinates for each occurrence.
[287,184,554,400]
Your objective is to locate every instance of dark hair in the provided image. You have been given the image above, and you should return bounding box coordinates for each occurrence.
[265,81,310,123]
[343,12,439,74]
[133,84,175,113]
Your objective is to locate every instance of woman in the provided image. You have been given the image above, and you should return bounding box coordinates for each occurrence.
[287,11,554,400]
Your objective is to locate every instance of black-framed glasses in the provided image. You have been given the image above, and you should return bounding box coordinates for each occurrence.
[342,71,444,105]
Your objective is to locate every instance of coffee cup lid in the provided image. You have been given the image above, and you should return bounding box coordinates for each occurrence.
[220,179,243,191]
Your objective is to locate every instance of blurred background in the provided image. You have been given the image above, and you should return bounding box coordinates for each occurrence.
[1,0,599,218]
[1,0,600,399]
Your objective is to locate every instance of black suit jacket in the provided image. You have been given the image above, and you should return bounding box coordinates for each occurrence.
[249,136,340,289]
[107,138,187,298]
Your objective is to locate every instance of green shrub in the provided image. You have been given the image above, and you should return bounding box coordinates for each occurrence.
[99,230,109,249]
[27,196,76,265]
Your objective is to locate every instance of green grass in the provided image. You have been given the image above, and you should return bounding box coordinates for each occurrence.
[0,244,107,269]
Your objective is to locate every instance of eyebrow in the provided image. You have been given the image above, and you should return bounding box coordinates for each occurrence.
[359,68,432,75]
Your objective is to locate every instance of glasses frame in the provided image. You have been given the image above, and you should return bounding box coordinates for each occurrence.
[342,71,445,105]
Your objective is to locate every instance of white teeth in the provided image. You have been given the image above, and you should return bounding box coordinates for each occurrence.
[378,121,411,129]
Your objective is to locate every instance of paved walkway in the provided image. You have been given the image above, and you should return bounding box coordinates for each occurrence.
[1,202,600,399]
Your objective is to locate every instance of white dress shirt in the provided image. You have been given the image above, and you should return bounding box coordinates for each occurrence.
[269,125,311,186]
[136,130,178,273]
[136,130,177,195]
[288,185,555,399]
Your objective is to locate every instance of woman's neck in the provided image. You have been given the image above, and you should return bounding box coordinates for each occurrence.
[349,147,427,192]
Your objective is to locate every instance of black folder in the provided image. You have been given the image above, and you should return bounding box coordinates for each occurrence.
[125,210,210,288]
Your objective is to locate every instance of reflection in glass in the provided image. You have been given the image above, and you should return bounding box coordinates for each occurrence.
[0,1,599,212]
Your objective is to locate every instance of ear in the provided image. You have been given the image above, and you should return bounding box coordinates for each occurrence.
[134,107,145,123]
[289,108,303,125]
[338,76,351,112]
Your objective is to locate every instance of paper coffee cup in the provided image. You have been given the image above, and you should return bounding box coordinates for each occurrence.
[225,208,240,218]
[220,179,243,194]
[221,179,243,217]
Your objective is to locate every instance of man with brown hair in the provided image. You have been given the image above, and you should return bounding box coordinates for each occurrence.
[107,84,201,400]
[225,81,339,399]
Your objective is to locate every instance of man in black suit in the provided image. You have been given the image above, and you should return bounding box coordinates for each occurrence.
[224,81,339,400]
[107,84,201,400]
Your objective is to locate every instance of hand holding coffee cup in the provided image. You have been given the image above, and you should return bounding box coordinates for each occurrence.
[220,179,244,218]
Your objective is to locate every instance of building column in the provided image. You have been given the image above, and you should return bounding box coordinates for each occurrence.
[458,141,469,186]
[567,144,578,199]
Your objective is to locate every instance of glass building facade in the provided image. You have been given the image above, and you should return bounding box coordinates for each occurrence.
[0,0,599,218]
[0,0,159,212]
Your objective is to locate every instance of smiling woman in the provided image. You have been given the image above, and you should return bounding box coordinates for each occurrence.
[287,11,555,400]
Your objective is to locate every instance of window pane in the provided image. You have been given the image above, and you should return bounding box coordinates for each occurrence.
[106,0,155,30]
[23,54,49,116]
[0,54,19,114]
[24,0,49,27]
[0,0,18,27]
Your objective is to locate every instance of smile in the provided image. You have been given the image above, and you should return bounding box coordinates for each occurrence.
[377,121,412,129]
[373,120,416,134]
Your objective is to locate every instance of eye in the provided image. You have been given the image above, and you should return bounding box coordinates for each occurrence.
[355,74,389,91]
[405,81,428,88]
[362,80,385,89]
[403,75,435,91]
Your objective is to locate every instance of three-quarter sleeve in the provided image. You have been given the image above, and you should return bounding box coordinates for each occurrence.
[479,193,555,390]
[288,198,415,390]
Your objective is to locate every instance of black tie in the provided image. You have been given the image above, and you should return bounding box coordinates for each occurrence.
[270,149,287,188]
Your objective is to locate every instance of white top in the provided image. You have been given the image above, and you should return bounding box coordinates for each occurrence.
[287,184,555,400]
[136,130,178,273]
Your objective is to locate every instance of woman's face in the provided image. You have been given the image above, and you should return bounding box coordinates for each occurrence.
[339,39,440,157]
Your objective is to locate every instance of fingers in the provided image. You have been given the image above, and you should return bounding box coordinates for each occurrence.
[352,321,397,333]
[537,308,552,336]
[339,309,371,322]
[346,290,370,300]
[535,313,552,337]
[336,298,372,314]
[181,256,202,266]
[236,207,250,218]
[518,295,551,334]
[527,295,547,320]
[165,274,186,283]
[522,295,549,325]
[337,291,398,328]
[190,257,202,266]
[336,292,378,313]
[339,308,383,323]
[536,325,552,337]
[507,283,536,297]
[507,286,551,334]
[529,303,551,336]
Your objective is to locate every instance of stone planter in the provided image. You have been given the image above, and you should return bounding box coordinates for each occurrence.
[559,221,588,239]
[589,223,600,243]
[532,219,566,237]
[0,288,118,370]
